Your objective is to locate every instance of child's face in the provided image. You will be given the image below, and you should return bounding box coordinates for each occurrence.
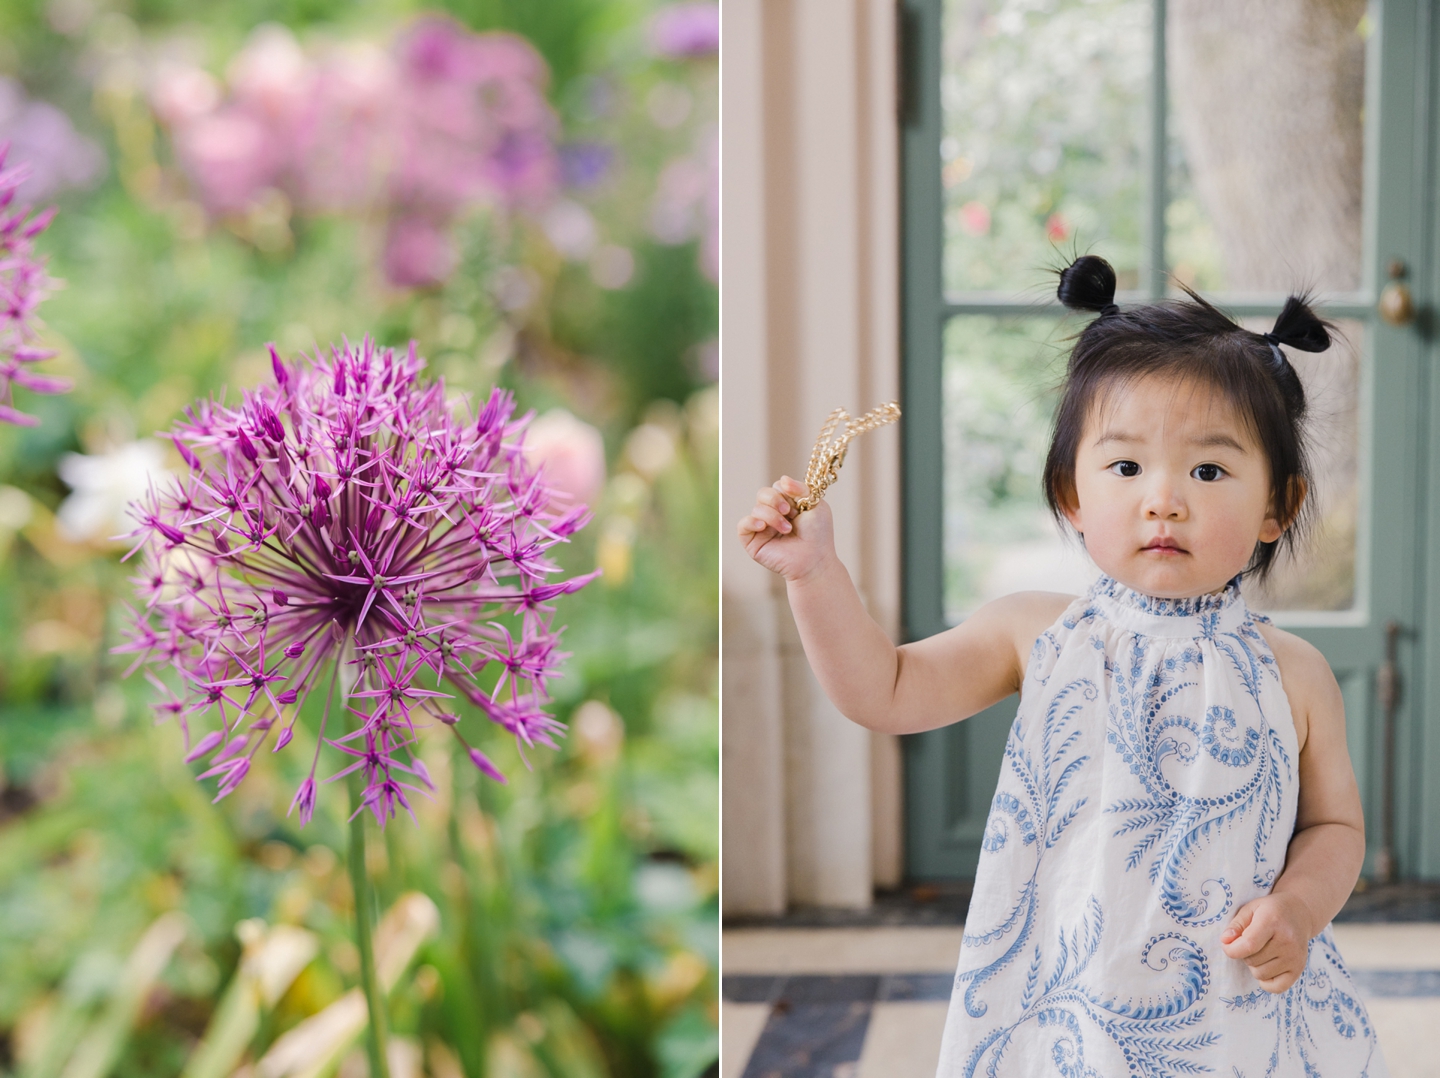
[1063,374,1289,598]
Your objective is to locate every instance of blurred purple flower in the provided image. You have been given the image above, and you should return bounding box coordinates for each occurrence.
[174,107,285,214]
[117,338,595,826]
[649,126,717,284]
[559,142,614,191]
[160,19,560,287]
[391,17,559,218]
[0,143,70,426]
[0,78,105,203]
[648,3,720,59]
[382,214,457,289]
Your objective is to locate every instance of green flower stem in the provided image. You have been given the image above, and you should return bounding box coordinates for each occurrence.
[347,790,390,1078]
[338,636,389,1078]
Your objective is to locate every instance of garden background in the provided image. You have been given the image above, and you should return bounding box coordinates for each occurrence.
[0,1,718,1076]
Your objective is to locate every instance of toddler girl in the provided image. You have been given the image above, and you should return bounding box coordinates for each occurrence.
[738,254,1386,1076]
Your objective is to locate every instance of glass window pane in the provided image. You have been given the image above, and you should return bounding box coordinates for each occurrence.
[942,314,1362,621]
[1166,13,1369,293]
[942,315,1096,622]
[1241,318,1363,613]
[941,0,1151,295]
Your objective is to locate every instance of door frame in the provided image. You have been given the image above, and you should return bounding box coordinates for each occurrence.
[898,0,1440,880]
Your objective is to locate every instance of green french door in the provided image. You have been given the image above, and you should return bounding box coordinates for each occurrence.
[901,0,1440,882]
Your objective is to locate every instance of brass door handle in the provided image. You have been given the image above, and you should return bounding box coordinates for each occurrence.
[1379,258,1415,326]
[1379,281,1414,326]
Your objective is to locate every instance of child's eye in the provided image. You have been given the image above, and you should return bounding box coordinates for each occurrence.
[1191,463,1225,482]
[1108,460,1141,478]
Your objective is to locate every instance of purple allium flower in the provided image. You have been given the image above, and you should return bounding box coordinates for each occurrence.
[0,142,69,426]
[648,3,720,59]
[117,338,596,827]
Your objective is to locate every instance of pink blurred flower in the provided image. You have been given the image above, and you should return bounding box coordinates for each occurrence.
[227,25,313,123]
[391,17,559,217]
[649,3,720,58]
[0,78,104,203]
[958,200,991,236]
[382,214,457,289]
[1046,212,1070,242]
[523,409,606,507]
[174,107,283,213]
[159,19,560,289]
[649,126,717,284]
[149,63,222,127]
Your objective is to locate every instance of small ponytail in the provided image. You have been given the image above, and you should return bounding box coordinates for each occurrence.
[1260,295,1329,416]
[1057,255,1119,317]
[1266,295,1331,354]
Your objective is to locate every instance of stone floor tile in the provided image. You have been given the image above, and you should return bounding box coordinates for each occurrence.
[855,1002,949,1078]
[723,927,966,974]
[722,1003,772,1078]
[1333,923,1440,970]
[1367,998,1440,1078]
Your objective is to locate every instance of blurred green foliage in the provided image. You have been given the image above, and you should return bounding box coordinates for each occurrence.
[0,0,716,1075]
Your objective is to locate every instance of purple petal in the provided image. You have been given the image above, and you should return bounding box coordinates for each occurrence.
[289,776,317,826]
[174,435,201,470]
[184,729,225,762]
[0,405,40,426]
[467,746,507,784]
[236,429,259,462]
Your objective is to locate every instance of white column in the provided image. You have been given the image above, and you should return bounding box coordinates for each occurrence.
[858,0,905,891]
[777,0,873,909]
[720,0,788,916]
[721,0,904,913]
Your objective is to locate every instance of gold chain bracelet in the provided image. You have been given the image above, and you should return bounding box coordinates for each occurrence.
[792,401,901,512]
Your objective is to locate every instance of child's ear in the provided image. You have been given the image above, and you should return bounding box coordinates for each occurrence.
[1260,476,1307,543]
[1061,495,1084,534]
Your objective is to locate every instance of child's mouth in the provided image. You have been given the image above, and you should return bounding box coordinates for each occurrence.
[1142,539,1186,555]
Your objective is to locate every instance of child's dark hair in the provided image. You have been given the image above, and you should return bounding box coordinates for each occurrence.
[1042,254,1332,582]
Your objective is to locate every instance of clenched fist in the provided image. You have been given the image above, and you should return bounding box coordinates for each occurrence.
[736,475,835,584]
[1220,892,1316,994]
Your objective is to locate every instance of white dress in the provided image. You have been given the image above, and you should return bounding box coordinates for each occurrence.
[936,576,1387,1077]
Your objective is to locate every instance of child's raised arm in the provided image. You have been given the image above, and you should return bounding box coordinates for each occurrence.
[737,475,1070,735]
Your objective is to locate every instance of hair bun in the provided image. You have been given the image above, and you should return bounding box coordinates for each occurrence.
[1057,255,1118,313]
[1267,295,1330,353]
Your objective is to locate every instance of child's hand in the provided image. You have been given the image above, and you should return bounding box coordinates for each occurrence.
[1220,893,1315,994]
[737,475,835,583]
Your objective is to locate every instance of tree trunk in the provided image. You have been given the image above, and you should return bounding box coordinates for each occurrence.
[1169,0,1366,293]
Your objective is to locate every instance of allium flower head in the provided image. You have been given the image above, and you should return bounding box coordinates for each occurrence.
[0,141,70,425]
[118,338,596,827]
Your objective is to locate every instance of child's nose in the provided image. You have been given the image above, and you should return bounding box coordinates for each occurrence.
[1142,477,1187,520]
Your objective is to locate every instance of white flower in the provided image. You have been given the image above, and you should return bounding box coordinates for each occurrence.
[57,440,171,541]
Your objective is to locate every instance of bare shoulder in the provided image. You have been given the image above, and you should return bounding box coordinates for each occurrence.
[994,590,1076,632]
[980,589,1076,663]
[1255,622,1343,752]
